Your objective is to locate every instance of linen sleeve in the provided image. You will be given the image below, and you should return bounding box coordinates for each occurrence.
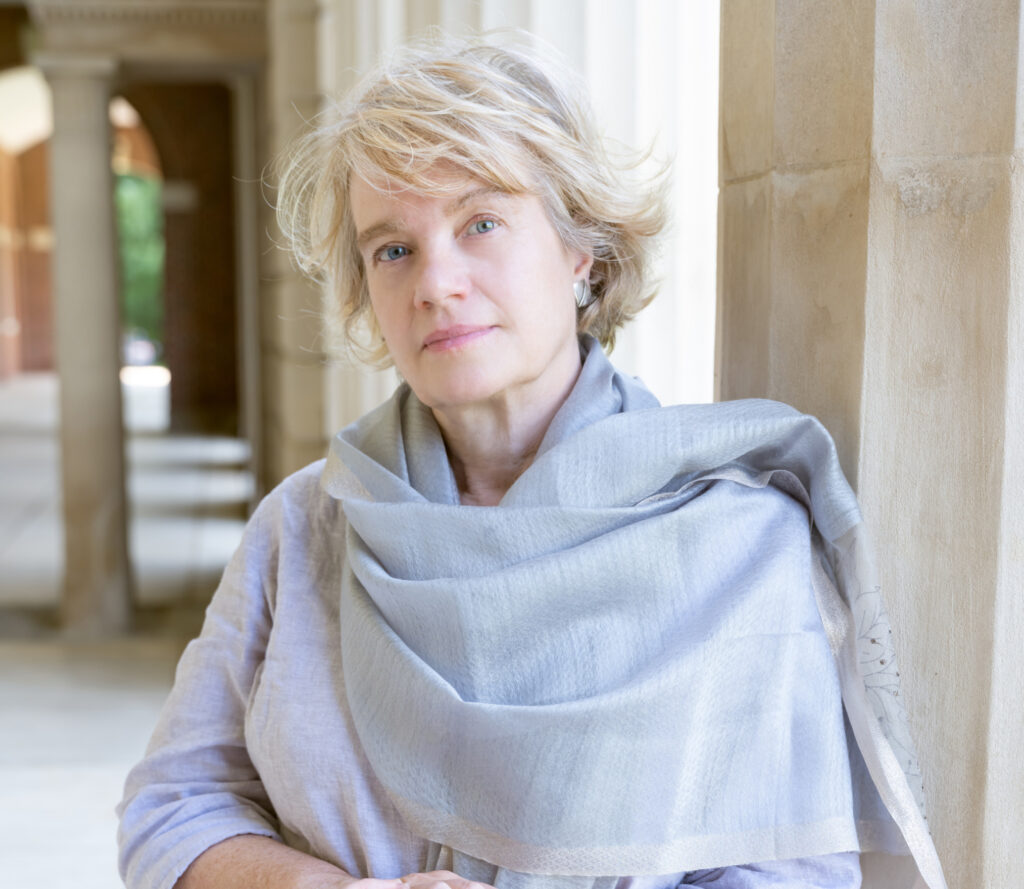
[680,852,861,887]
[116,495,284,889]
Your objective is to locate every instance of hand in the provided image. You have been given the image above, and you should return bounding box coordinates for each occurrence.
[333,871,496,889]
[399,872,497,889]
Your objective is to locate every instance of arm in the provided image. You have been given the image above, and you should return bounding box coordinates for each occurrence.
[118,479,497,889]
[175,836,359,889]
[177,836,493,889]
[117,496,287,888]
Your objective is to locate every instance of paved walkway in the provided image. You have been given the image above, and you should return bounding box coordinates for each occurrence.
[0,638,184,889]
[0,370,255,887]
[0,373,63,608]
[0,371,252,610]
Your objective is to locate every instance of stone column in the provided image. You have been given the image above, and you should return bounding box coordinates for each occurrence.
[860,5,1022,883]
[719,3,1023,886]
[262,0,329,485]
[36,53,130,633]
[317,0,400,439]
[231,72,263,504]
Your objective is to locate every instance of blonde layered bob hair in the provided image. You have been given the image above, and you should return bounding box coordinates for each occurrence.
[275,33,667,364]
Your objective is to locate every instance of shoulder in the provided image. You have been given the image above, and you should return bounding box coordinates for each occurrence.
[258,457,330,506]
[250,458,339,534]
[713,399,838,446]
[652,398,858,539]
[228,459,346,598]
[643,397,819,442]
[679,398,840,461]
[683,397,806,422]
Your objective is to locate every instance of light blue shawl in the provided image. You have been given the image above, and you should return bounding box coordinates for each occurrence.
[322,338,946,889]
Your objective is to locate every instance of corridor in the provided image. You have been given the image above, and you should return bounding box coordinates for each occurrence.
[0,370,253,887]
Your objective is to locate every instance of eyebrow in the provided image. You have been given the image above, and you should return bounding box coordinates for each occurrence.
[355,186,513,251]
[447,185,509,214]
[356,221,400,251]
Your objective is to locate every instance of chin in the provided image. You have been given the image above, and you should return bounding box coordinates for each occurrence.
[420,383,505,411]
[415,367,519,411]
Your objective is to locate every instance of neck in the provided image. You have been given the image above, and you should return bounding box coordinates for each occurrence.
[432,360,581,507]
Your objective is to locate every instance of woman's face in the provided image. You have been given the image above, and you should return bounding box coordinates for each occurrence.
[351,169,592,416]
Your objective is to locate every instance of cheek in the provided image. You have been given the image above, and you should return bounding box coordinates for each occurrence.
[368,298,416,369]
[367,287,398,333]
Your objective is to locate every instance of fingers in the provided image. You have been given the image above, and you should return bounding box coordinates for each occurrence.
[343,880,406,889]
[398,870,496,889]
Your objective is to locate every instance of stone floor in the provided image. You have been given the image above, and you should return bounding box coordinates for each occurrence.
[0,638,185,889]
[0,371,254,887]
[0,372,63,608]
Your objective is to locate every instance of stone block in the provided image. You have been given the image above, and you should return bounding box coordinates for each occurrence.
[264,349,327,443]
[269,95,321,145]
[263,419,329,486]
[265,275,329,358]
[873,0,1018,156]
[769,160,870,479]
[323,359,398,434]
[267,6,319,105]
[860,154,1014,883]
[773,0,873,168]
[716,175,772,399]
[719,0,774,181]
[39,8,266,64]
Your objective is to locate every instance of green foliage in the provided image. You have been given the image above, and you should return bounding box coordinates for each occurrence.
[115,173,165,356]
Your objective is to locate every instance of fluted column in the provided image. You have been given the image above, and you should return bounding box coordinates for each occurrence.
[859,5,1022,883]
[232,71,263,503]
[718,3,1023,885]
[36,53,130,633]
[317,0,401,437]
[261,0,328,483]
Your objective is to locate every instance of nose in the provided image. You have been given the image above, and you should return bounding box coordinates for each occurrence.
[412,242,471,310]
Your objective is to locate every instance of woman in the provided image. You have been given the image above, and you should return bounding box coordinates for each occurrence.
[118,36,947,889]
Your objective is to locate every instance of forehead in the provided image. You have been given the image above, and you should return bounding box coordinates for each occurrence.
[352,164,500,206]
[353,174,457,206]
[350,169,525,244]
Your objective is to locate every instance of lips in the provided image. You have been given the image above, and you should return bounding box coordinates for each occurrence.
[422,325,494,352]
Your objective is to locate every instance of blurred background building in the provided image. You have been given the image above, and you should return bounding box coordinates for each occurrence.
[0,1,1019,887]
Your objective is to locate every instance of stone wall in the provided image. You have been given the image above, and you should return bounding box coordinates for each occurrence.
[15,141,53,372]
[719,3,1022,885]
[0,139,53,379]
[261,0,326,484]
[0,145,20,380]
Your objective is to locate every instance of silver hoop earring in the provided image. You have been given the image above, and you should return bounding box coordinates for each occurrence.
[574,278,595,310]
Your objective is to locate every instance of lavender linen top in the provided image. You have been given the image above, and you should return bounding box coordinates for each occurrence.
[116,460,861,889]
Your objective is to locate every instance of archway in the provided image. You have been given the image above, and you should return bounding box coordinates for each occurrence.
[111,87,252,622]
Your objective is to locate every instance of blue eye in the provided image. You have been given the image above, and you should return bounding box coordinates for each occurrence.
[377,244,409,263]
[470,219,497,234]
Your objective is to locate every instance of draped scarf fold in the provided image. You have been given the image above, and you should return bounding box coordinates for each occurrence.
[322,338,947,889]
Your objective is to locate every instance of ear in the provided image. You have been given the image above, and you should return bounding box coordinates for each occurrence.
[573,251,594,281]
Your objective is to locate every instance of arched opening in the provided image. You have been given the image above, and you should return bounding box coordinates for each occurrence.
[110,86,252,621]
[118,82,241,437]
[0,72,253,627]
